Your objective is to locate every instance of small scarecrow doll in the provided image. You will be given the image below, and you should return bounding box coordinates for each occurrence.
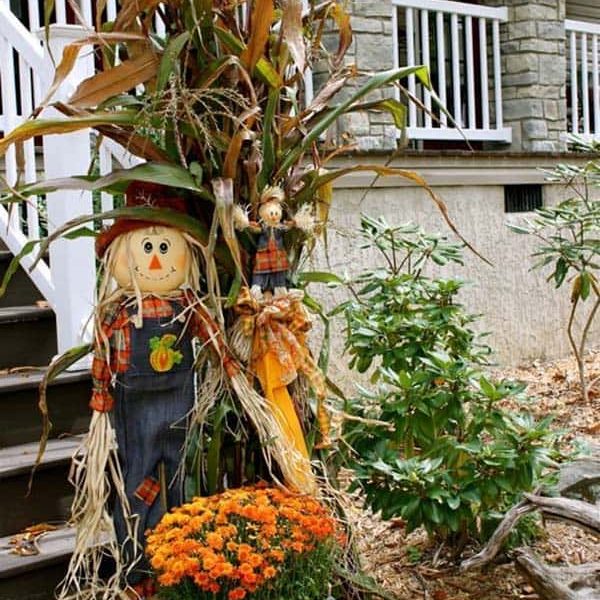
[61,182,314,600]
[232,187,331,479]
[235,185,314,299]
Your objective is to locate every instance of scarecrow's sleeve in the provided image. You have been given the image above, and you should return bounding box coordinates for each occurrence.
[90,303,127,412]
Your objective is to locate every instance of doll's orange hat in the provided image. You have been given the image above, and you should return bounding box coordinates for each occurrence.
[95,181,189,258]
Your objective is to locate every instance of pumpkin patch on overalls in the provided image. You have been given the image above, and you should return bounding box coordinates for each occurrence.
[149,333,183,372]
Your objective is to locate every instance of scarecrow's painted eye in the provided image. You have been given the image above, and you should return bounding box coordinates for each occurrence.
[159,241,169,254]
[143,241,153,254]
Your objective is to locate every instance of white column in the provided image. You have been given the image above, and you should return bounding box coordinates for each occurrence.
[37,25,96,359]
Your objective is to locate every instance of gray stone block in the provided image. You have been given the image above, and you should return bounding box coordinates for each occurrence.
[508,21,537,40]
[355,32,394,70]
[515,4,557,21]
[504,98,544,120]
[506,53,538,74]
[353,1,392,18]
[539,54,565,85]
[536,21,565,41]
[351,16,383,33]
[516,84,560,99]
[503,72,540,87]
[357,135,384,151]
[528,139,563,152]
[502,41,520,54]
[519,40,560,54]
[544,99,562,120]
[344,111,370,136]
[523,119,548,139]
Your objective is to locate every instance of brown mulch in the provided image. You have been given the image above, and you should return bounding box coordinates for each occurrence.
[349,350,600,600]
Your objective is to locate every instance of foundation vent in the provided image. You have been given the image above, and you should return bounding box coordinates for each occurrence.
[504,184,543,213]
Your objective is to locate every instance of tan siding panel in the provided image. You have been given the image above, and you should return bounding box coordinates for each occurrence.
[567,0,600,22]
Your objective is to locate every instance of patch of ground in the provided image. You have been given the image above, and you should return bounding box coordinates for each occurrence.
[350,351,600,600]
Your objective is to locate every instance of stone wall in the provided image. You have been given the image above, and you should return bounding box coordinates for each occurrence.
[498,0,568,152]
[328,0,571,153]
[308,154,599,378]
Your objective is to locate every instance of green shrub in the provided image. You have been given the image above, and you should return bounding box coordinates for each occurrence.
[508,137,600,403]
[336,216,562,546]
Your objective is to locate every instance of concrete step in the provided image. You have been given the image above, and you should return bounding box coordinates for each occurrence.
[0,527,75,600]
[0,437,82,538]
[0,250,44,308]
[0,369,91,447]
[0,306,57,369]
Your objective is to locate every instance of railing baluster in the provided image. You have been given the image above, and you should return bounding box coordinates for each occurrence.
[465,15,475,129]
[593,35,599,135]
[571,30,579,134]
[450,12,461,128]
[420,9,432,128]
[28,0,40,31]
[107,0,117,20]
[99,144,115,226]
[493,19,503,130]
[18,56,40,239]
[55,0,67,24]
[81,0,93,26]
[406,7,417,128]
[436,11,447,127]
[0,36,19,232]
[479,17,489,130]
[392,5,400,103]
[156,3,167,36]
[581,33,590,134]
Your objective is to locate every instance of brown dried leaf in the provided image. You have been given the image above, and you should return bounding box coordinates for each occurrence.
[281,0,305,73]
[240,0,274,72]
[328,2,352,68]
[35,32,148,112]
[69,50,158,108]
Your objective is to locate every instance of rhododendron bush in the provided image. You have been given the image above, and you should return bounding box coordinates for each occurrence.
[146,485,344,599]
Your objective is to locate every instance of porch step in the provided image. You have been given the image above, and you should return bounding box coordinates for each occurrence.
[0,527,75,600]
[0,305,57,369]
[0,437,82,538]
[0,369,91,446]
[0,250,44,308]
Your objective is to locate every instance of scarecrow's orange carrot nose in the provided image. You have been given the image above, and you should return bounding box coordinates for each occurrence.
[149,254,162,270]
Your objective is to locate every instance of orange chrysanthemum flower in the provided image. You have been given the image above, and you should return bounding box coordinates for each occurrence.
[146,485,342,598]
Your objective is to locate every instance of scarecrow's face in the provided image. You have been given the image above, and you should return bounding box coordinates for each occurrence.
[259,200,283,226]
[112,226,190,293]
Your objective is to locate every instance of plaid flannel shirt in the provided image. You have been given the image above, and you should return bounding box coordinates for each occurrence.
[90,293,233,412]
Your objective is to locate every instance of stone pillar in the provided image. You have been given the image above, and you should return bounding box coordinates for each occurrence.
[499,0,567,152]
[314,1,397,151]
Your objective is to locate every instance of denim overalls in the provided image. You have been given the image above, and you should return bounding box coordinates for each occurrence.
[111,301,195,583]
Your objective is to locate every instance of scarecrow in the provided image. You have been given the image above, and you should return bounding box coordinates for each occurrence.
[61,181,315,600]
[235,185,314,299]
[232,187,332,487]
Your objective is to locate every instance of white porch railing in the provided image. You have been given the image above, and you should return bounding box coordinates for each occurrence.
[0,1,147,355]
[566,19,600,139]
[392,0,511,143]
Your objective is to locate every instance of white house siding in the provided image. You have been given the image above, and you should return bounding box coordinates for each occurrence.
[310,154,600,374]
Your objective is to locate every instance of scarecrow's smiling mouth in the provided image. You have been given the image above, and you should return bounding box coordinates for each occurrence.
[134,265,177,281]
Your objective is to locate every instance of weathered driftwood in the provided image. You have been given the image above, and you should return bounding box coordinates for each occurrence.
[461,494,599,571]
[523,493,600,533]
[461,456,600,600]
[460,500,536,571]
[557,454,600,500]
[515,548,600,600]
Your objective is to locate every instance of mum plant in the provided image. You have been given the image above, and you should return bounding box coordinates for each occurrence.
[336,215,562,550]
[146,484,343,600]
